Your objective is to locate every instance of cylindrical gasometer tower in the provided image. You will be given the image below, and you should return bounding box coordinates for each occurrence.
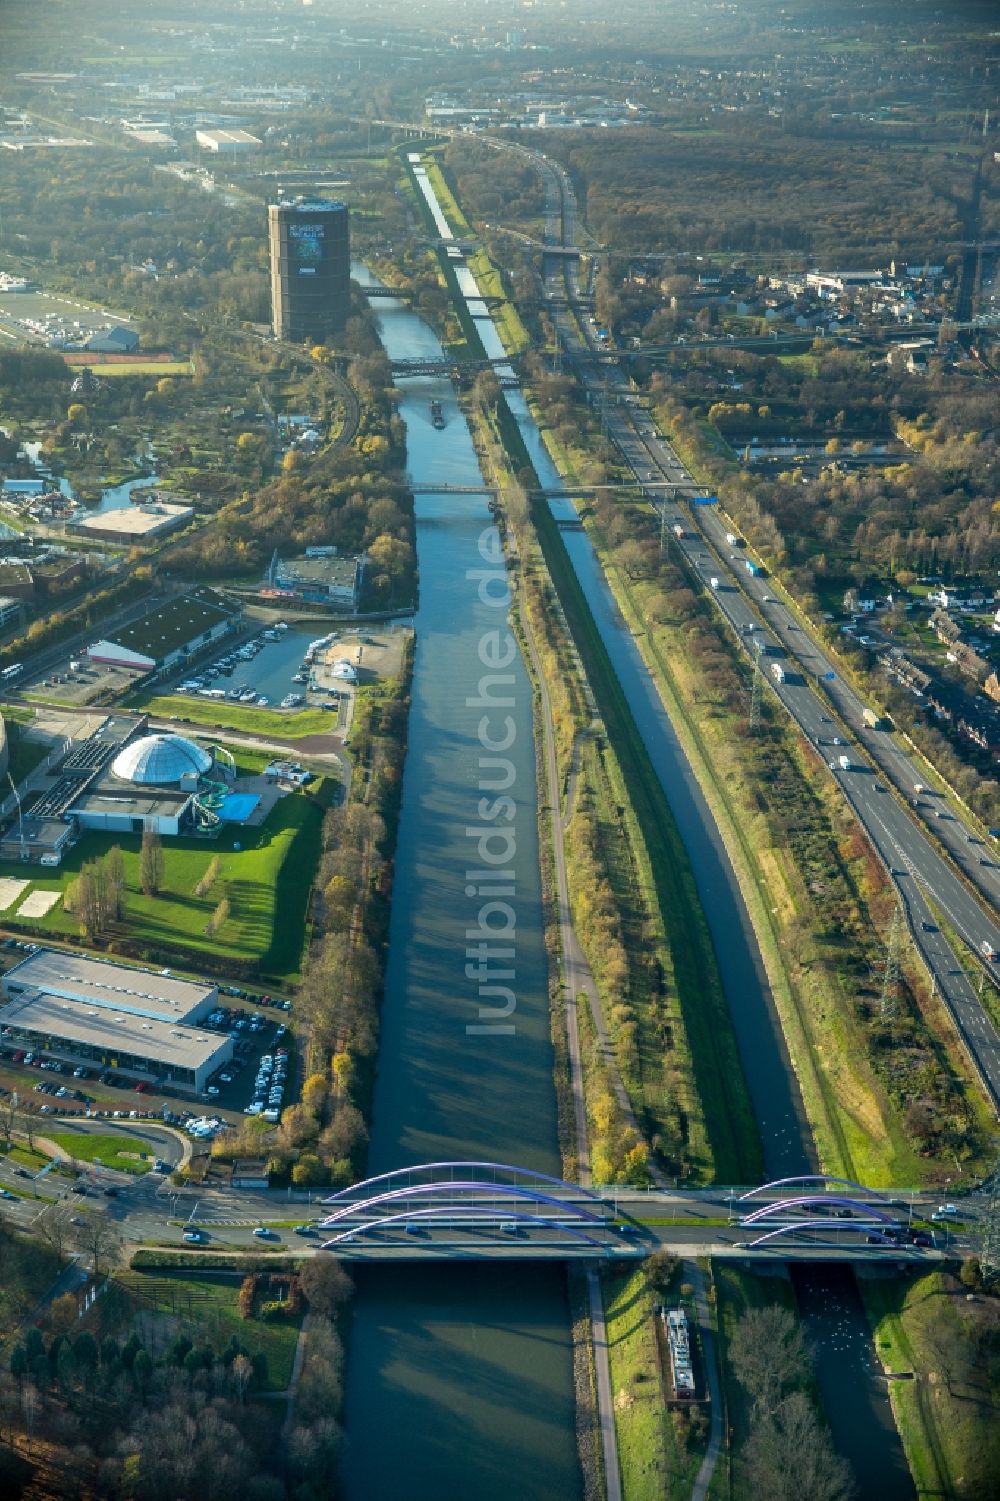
[268,198,350,343]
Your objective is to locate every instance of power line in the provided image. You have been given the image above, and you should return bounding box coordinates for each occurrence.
[879,904,904,1021]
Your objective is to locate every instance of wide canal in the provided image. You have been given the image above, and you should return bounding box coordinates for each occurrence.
[339,266,582,1501]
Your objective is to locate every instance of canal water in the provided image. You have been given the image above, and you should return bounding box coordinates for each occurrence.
[339,268,581,1501]
[406,160,915,1496]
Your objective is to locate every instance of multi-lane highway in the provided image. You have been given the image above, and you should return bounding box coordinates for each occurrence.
[512,139,1000,1113]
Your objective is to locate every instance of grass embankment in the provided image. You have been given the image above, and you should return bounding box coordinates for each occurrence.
[592,523,992,1185]
[49,1130,153,1174]
[494,403,760,1184]
[0,786,327,982]
[116,1268,302,1390]
[569,734,712,1178]
[604,1264,706,1501]
[860,1270,1000,1499]
[468,392,723,1182]
[128,692,339,740]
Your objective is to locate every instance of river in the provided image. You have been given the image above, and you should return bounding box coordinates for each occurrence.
[339,266,582,1501]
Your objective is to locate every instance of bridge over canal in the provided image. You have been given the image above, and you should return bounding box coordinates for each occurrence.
[317,1163,956,1264]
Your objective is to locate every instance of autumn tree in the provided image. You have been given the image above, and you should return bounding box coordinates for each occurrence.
[139,829,164,897]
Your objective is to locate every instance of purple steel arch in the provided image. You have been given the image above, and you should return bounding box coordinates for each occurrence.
[320,1205,609,1250]
[738,1174,893,1204]
[742,1195,897,1226]
[321,1160,607,1207]
[318,1180,609,1229]
[745,1219,899,1249]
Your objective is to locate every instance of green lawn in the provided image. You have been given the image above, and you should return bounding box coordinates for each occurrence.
[129,692,339,740]
[0,787,326,981]
[604,1264,704,1501]
[117,1269,302,1390]
[49,1130,153,1174]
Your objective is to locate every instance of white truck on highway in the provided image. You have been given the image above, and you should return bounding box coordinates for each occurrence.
[709,576,720,591]
[771,663,785,683]
[838,754,853,771]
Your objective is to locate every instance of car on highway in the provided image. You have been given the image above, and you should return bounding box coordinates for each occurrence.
[935,1203,959,1217]
[0,1188,15,1200]
[293,1224,315,1236]
[253,1226,277,1239]
[921,921,937,933]
[183,1229,206,1244]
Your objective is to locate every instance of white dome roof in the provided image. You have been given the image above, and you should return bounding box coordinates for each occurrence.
[112,733,212,785]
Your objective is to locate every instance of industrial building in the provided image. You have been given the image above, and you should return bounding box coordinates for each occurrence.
[268,198,350,343]
[72,498,193,545]
[0,950,231,1091]
[86,586,241,673]
[265,549,363,609]
[83,325,140,354]
[196,128,262,154]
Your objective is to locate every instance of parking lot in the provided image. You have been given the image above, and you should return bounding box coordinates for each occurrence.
[197,996,293,1122]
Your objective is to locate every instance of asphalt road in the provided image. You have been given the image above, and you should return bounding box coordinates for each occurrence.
[2,1120,977,1262]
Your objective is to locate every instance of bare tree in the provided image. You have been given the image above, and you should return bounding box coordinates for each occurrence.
[729,1305,811,1419]
[0,1092,15,1145]
[72,1210,122,1280]
[739,1392,852,1501]
[37,1205,74,1261]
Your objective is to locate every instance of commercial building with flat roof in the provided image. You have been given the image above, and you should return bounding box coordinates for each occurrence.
[269,199,350,343]
[196,128,262,154]
[87,587,240,671]
[265,550,363,608]
[4,950,218,1022]
[0,950,228,1090]
[73,500,193,545]
[0,990,230,1091]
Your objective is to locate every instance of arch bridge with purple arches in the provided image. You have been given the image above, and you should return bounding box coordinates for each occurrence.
[316,1160,641,1261]
[307,1165,941,1262]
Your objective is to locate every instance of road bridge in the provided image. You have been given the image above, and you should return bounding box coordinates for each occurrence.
[363,285,415,302]
[316,1164,956,1263]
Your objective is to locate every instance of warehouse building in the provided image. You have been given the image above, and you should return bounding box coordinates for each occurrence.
[86,586,241,673]
[73,498,193,545]
[0,950,231,1091]
[196,128,262,154]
